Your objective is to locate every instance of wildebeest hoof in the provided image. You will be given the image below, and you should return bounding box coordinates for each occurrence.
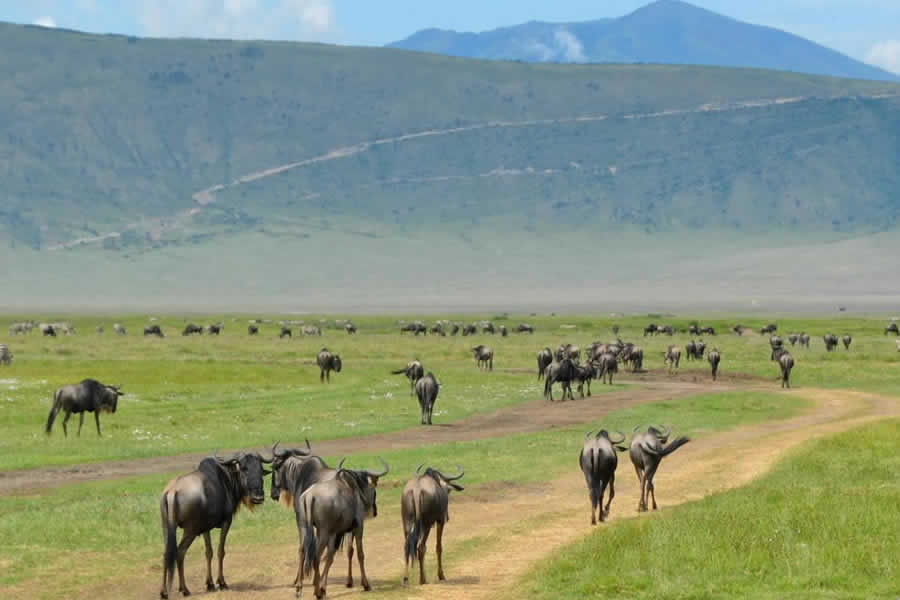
[160,592,168,600]
[206,581,215,592]
[217,579,229,590]
[181,590,191,597]
[346,579,353,588]
[362,581,372,591]
[315,588,327,598]
[438,572,446,581]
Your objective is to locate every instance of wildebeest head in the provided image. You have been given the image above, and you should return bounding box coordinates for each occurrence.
[219,450,273,507]
[268,440,312,501]
[417,463,465,492]
[332,354,342,372]
[101,384,124,413]
[336,457,389,517]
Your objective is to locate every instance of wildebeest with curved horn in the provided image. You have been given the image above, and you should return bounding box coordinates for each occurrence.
[663,346,681,373]
[429,323,446,336]
[630,426,690,512]
[392,360,424,395]
[45,379,122,437]
[537,347,553,380]
[772,347,795,388]
[580,430,627,524]
[159,449,273,599]
[297,458,389,599]
[316,348,342,383]
[544,358,577,401]
[144,324,164,338]
[183,323,203,336]
[471,345,493,371]
[708,348,721,381]
[823,334,839,352]
[415,373,440,425]
[842,335,852,350]
[885,322,899,336]
[402,464,464,586]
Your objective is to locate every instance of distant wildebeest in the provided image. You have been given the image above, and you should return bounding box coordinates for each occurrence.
[574,361,596,397]
[536,347,553,380]
[415,372,440,425]
[450,324,460,336]
[96,325,104,335]
[40,323,57,337]
[0,344,12,366]
[630,426,690,512]
[885,322,899,336]
[159,450,273,599]
[663,346,681,373]
[620,345,644,372]
[556,343,580,362]
[51,322,74,335]
[248,324,259,335]
[732,324,745,336]
[544,358,577,401]
[113,323,126,335]
[700,326,716,336]
[393,360,424,396]
[316,348,342,383]
[643,324,658,337]
[402,465,465,586]
[205,323,223,335]
[302,325,322,336]
[183,323,203,336]
[461,324,477,336]
[694,340,706,359]
[481,322,496,335]
[45,379,122,437]
[772,347,795,388]
[760,323,778,335]
[515,323,535,334]
[296,459,389,599]
[345,323,357,335]
[685,340,698,361]
[500,325,508,337]
[429,323,446,336]
[8,322,28,335]
[708,348,721,381]
[401,322,427,336]
[799,332,811,348]
[580,430,627,524]
[471,345,493,371]
[788,333,800,346]
[659,325,674,336]
[279,326,292,338]
[823,334,839,352]
[688,324,700,336]
[596,353,618,385]
[144,324,164,337]
[842,335,852,350]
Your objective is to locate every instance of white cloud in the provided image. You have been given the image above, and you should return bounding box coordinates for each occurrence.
[554,29,585,62]
[865,40,900,74]
[32,16,57,28]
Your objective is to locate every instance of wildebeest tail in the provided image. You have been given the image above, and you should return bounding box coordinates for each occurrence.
[45,390,62,434]
[161,491,178,588]
[659,436,690,457]
[302,495,319,577]
[405,489,425,565]
[587,449,602,507]
[391,367,408,375]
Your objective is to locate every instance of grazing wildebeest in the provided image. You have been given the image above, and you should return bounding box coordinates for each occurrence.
[660,325,674,336]
[772,347,795,388]
[536,347,553,380]
[842,335,852,350]
[415,373,440,425]
[0,344,12,366]
[40,323,57,337]
[580,430,627,524]
[401,322,427,336]
[302,325,322,337]
[544,358,577,401]
[144,324,164,338]
[345,323,357,335]
[885,322,900,336]
[402,465,465,586]
[297,459,389,599]
[760,323,778,335]
[596,353,618,385]
[392,360,424,395]
[8,322,25,335]
[574,362,596,397]
[688,324,700,336]
[183,323,203,336]
[159,450,273,599]
[630,426,690,512]
[96,325,104,335]
[732,324,745,336]
[205,323,223,335]
[280,326,292,338]
[620,345,643,372]
[248,324,259,335]
[316,349,342,383]
[500,325,508,337]
[643,324,658,337]
[461,324,477,336]
[450,324,460,336]
[788,333,800,346]
[471,345,493,371]
[708,348,721,381]
[114,323,127,335]
[823,334,839,352]
[45,379,122,437]
[516,323,535,334]
[799,332,811,348]
[700,326,716,336]
[429,323,446,336]
[663,346,681,373]
[685,340,698,361]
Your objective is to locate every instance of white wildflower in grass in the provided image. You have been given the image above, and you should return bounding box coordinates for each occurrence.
[384,392,393,399]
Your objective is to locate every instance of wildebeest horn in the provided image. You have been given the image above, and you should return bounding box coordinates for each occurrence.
[261,443,275,464]
[609,430,626,444]
[443,465,464,481]
[415,463,425,475]
[632,424,643,433]
[337,457,347,472]
[584,430,594,440]
[365,457,389,478]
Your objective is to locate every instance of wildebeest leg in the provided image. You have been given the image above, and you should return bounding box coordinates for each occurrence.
[603,474,615,520]
[311,535,330,597]
[94,411,102,436]
[176,532,197,595]
[418,525,431,585]
[354,528,371,591]
[489,357,493,371]
[633,465,646,511]
[586,378,591,397]
[436,521,446,581]
[402,520,411,586]
[216,519,232,589]
[316,537,339,599]
[644,463,660,510]
[77,412,84,436]
[346,534,355,588]
[203,532,215,591]
[294,512,304,590]
[320,369,325,383]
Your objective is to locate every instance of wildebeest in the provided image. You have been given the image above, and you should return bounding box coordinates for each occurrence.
[415,373,440,425]
[700,326,716,336]
[302,325,322,336]
[401,322,427,336]
[429,323,446,336]
[500,325,508,337]
[159,450,273,599]
[620,345,644,372]
[280,326,292,338]
[574,362,596,397]
[630,426,690,512]
[297,459,389,599]
[643,324,658,336]
[760,323,778,335]
[799,332,811,348]
[555,343,580,362]
[345,323,357,335]
[685,340,698,361]
[461,324,477,336]
[183,323,203,336]
[580,430,627,524]
[45,379,122,437]
[596,353,618,385]
[114,323,127,335]
[732,324,745,336]
[885,322,899,336]
[788,333,800,346]
[248,324,259,335]
[144,324,164,337]
[536,347,553,380]
[663,346,681,373]
[316,348,342,383]
[8,322,32,335]
[772,347,795,388]
[694,340,706,359]
[659,325,674,336]
[823,334,839,352]
[515,323,535,334]
[0,344,12,366]
[96,325,104,335]
[688,324,700,336]
[450,324,460,336]
[471,345,493,371]
[393,360,424,395]
[708,348,721,381]
[842,335,852,350]
[544,358,577,401]
[402,465,464,586]
[205,323,223,335]
[40,323,57,337]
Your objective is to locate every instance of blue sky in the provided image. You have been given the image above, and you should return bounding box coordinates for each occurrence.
[4,1,900,73]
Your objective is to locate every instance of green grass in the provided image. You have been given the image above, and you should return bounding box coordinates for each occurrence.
[520,419,900,600]
[0,390,808,595]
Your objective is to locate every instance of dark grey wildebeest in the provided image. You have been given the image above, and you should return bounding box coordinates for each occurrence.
[799,332,811,348]
[685,340,698,361]
[580,430,627,524]
[544,358,577,401]
[392,360,424,395]
[401,322,427,336]
[700,326,716,336]
[596,353,618,385]
[516,323,535,334]
[708,348,721,381]
[500,325,508,337]
[280,326,293,339]
[885,322,899,336]
[45,379,122,437]
[788,333,800,346]
[40,323,57,337]
[401,465,465,586]
[772,347,795,388]
[159,450,273,599]
[760,323,778,335]
[732,324,745,336]
[823,334,839,352]
[450,324,460,336]
[144,324,164,338]
[842,335,852,350]
[555,343,580,363]
[471,345,493,371]
[298,459,389,599]
[663,346,681,373]
[415,373,440,425]
[183,323,203,336]
[461,324,477,336]
[643,324,658,336]
[316,349,342,383]
[248,324,259,336]
[536,347,553,380]
[630,426,690,512]
[574,362,596,397]
[114,323,127,335]
[302,325,322,337]
[620,345,644,372]
[0,344,12,366]
[205,323,223,335]
[345,323,357,335]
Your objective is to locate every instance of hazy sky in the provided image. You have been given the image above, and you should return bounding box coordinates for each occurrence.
[4,1,900,73]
